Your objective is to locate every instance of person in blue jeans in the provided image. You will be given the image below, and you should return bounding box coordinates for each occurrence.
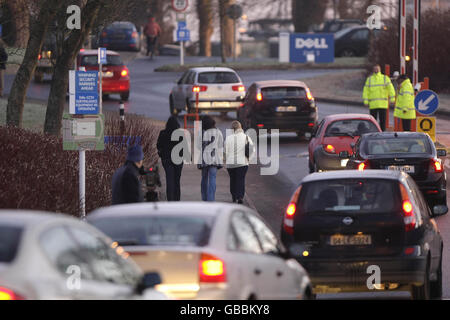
[198,116,223,201]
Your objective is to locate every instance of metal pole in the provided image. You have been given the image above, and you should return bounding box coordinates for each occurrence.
[400,0,406,74]
[180,41,184,66]
[233,19,237,61]
[413,0,420,86]
[79,149,86,220]
[99,62,103,114]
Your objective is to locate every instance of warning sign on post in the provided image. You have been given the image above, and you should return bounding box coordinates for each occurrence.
[417,116,436,142]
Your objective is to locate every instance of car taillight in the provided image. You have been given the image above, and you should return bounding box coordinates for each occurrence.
[431,159,443,173]
[121,69,128,77]
[256,93,262,101]
[284,186,302,235]
[38,54,42,60]
[193,85,207,93]
[358,161,368,171]
[0,287,25,300]
[232,85,245,92]
[324,144,335,154]
[399,183,416,232]
[306,88,313,101]
[199,253,226,283]
[131,31,138,38]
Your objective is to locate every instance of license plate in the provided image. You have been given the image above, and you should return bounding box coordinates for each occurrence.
[212,102,231,108]
[387,165,415,173]
[329,234,372,246]
[276,106,297,112]
[102,71,114,78]
[341,159,349,167]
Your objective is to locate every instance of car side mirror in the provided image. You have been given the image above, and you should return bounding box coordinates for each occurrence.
[432,205,448,217]
[339,151,350,158]
[437,149,447,157]
[136,272,162,294]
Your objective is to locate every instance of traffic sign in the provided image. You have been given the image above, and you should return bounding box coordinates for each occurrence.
[172,0,188,12]
[417,116,436,142]
[414,89,439,115]
[177,21,187,30]
[98,47,107,64]
[69,70,99,114]
[227,4,243,20]
[62,113,105,150]
[176,28,190,42]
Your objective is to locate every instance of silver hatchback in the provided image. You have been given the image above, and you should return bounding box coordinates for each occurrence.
[169,67,245,116]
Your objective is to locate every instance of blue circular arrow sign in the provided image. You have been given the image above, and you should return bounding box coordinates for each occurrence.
[414,90,439,115]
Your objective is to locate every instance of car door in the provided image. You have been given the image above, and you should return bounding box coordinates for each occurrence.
[173,71,189,108]
[245,212,305,299]
[349,28,369,55]
[309,119,325,162]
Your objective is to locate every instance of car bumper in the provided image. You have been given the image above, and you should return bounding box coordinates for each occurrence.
[314,149,351,171]
[297,257,426,293]
[102,80,130,94]
[252,113,318,132]
[189,100,241,112]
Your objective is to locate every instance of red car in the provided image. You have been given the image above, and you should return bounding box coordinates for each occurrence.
[308,113,381,172]
[77,49,130,101]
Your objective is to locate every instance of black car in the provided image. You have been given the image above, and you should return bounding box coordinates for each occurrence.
[343,132,447,215]
[237,80,318,139]
[334,26,381,57]
[281,170,444,299]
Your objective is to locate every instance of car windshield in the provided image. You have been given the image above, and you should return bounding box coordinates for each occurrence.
[362,137,431,155]
[334,27,352,39]
[91,215,215,247]
[261,87,306,99]
[325,119,379,137]
[0,226,23,263]
[197,72,239,84]
[80,55,123,66]
[298,179,399,214]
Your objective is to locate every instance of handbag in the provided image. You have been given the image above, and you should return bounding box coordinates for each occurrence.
[245,135,250,159]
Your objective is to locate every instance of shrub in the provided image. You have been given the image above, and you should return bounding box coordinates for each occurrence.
[368,9,450,92]
[0,112,161,217]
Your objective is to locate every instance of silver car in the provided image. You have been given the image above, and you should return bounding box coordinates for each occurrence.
[0,210,167,300]
[169,67,246,117]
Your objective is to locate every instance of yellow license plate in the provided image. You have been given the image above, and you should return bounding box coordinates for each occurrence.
[330,234,372,246]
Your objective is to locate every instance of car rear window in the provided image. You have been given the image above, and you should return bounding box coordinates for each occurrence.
[261,87,306,99]
[90,215,215,247]
[362,137,431,155]
[298,179,399,214]
[325,119,379,137]
[197,72,239,84]
[0,226,23,263]
[80,55,123,66]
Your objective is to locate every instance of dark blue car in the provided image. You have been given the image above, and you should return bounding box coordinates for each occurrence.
[98,21,141,52]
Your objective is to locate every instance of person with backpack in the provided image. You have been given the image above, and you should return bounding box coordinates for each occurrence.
[224,121,254,204]
[0,40,8,97]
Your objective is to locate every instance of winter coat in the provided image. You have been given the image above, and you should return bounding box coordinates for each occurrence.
[112,161,144,205]
[224,129,255,169]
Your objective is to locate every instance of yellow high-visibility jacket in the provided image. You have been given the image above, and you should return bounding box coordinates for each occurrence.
[394,78,416,119]
[362,72,396,109]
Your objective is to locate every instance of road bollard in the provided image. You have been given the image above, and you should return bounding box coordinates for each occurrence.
[119,101,125,135]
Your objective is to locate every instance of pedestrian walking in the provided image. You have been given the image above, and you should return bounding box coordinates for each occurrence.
[198,115,223,202]
[224,121,254,204]
[394,74,416,131]
[362,64,396,131]
[112,144,145,205]
[157,116,183,201]
[143,15,161,58]
[0,40,8,97]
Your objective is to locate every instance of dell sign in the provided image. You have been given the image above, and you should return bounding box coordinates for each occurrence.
[279,33,334,63]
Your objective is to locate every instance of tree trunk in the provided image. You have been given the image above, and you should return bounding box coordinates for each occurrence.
[7,0,30,48]
[218,0,234,63]
[44,1,101,136]
[292,0,327,32]
[197,0,213,57]
[6,0,63,127]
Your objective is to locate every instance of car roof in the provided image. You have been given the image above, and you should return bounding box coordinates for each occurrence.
[360,131,429,139]
[0,210,76,227]
[253,80,307,88]
[189,67,238,73]
[78,49,120,56]
[301,169,406,183]
[87,202,242,220]
[323,113,377,122]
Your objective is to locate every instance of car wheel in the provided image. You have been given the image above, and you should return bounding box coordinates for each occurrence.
[411,261,431,300]
[120,92,130,101]
[339,49,356,57]
[34,71,44,83]
[430,249,443,299]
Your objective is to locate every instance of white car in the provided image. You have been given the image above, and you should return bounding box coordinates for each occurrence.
[169,67,246,117]
[88,202,313,300]
[0,210,167,300]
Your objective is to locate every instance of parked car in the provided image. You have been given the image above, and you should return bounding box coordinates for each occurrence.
[0,210,166,300]
[342,131,448,215]
[88,202,313,300]
[281,170,444,299]
[35,32,56,83]
[308,113,381,172]
[314,19,364,33]
[334,26,381,57]
[95,21,141,52]
[238,80,318,139]
[169,67,245,117]
[77,49,130,101]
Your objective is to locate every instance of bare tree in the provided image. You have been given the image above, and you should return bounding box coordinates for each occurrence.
[197,0,214,56]
[292,0,328,32]
[218,0,235,63]
[0,0,30,48]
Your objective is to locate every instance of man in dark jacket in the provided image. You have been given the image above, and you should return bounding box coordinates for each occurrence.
[112,144,145,204]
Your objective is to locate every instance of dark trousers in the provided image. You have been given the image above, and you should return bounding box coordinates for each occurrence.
[227,166,248,202]
[162,159,182,201]
[402,119,412,131]
[370,108,387,131]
